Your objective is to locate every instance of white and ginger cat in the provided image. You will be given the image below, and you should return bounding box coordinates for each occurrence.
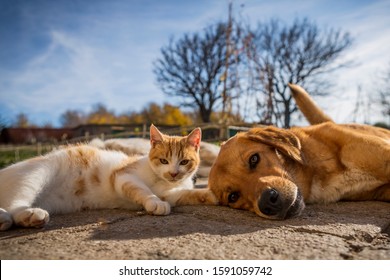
[0,125,218,231]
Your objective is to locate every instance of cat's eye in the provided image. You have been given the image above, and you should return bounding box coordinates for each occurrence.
[180,159,189,165]
[249,153,260,169]
[228,192,240,203]
[160,159,169,164]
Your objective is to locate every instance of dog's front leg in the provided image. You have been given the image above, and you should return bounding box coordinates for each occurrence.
[161,188,219,206]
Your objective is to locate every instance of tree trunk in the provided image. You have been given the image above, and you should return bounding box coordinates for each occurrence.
[283,100,291,128]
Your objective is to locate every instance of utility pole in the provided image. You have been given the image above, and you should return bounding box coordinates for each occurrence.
[221,1,232,124]
[352,84,369,124]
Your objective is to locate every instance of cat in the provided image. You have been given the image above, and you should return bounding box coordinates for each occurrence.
[0,124,218,231]
[88,137,221,179]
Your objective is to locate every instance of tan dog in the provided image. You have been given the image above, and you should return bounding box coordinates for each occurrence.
[208,84,390,219]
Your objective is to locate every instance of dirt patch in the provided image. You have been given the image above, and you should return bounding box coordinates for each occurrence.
[1,201,389,260]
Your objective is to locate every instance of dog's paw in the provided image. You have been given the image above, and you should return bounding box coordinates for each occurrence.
[144,197,171,215]
[196,189,219,205]
[0,208,13,231]
[13,208,50,228]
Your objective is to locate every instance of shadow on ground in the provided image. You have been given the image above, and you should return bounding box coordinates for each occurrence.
[1,202,389,259]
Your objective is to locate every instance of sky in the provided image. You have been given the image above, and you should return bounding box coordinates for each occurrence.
[0,0,389,127]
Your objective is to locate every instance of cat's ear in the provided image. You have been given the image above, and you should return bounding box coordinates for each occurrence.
[150,124,164,147]
[187,128,201,151]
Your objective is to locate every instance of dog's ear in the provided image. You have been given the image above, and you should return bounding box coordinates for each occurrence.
[246,126,304,164]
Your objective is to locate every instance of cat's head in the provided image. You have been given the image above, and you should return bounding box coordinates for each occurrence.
[148,124,201,183]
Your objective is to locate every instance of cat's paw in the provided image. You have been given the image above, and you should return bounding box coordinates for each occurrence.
[0,208,13,231]
[13,208,50,228]
[144,198,171,215]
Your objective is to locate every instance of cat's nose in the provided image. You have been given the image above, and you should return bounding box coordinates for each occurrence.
[170,172,178,178]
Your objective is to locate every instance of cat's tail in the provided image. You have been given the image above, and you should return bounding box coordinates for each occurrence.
[288,83,334,125]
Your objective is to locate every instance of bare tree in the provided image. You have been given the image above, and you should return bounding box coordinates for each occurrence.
[375,63,390,126]
[14,113,31,128]
[60,109,86,128]
[154,22,238,123]
[245,18,353,127]
[0,115,8,130]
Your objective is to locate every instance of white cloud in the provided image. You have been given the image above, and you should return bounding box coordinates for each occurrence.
[1,0,389,126]
[0,27,165,126]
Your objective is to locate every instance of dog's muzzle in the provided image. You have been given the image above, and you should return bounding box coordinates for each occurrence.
[258,188,305,219]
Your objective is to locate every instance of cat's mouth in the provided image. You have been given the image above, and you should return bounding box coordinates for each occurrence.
[168,177,181,182]
[165,174,183,182]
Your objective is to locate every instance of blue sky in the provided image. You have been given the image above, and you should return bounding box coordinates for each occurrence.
[0,0,389,127]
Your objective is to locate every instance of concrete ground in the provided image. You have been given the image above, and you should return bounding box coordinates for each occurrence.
[0,200,389,260]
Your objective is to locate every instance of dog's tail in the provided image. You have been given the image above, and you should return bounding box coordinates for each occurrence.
[288,83,334,125]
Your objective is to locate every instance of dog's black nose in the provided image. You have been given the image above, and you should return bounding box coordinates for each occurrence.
[258,188,283,216]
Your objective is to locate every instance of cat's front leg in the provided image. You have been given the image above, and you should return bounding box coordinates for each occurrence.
[163,188,219,206]
[115,174,170,215]
[144,196,170,215]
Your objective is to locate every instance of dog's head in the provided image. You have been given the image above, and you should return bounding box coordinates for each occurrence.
[208,126,306,219]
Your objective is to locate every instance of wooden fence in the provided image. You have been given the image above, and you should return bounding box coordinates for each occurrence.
[0,124,252,167]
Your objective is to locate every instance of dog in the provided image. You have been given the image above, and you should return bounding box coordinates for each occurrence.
[208,84,390,219]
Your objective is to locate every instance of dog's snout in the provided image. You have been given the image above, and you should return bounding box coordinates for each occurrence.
[258,188,282,216]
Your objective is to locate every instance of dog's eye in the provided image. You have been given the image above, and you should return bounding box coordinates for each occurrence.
[249,153,260,169]
[228,192,240,203]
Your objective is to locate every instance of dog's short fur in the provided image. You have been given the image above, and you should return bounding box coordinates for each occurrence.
[208,84,390,219]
